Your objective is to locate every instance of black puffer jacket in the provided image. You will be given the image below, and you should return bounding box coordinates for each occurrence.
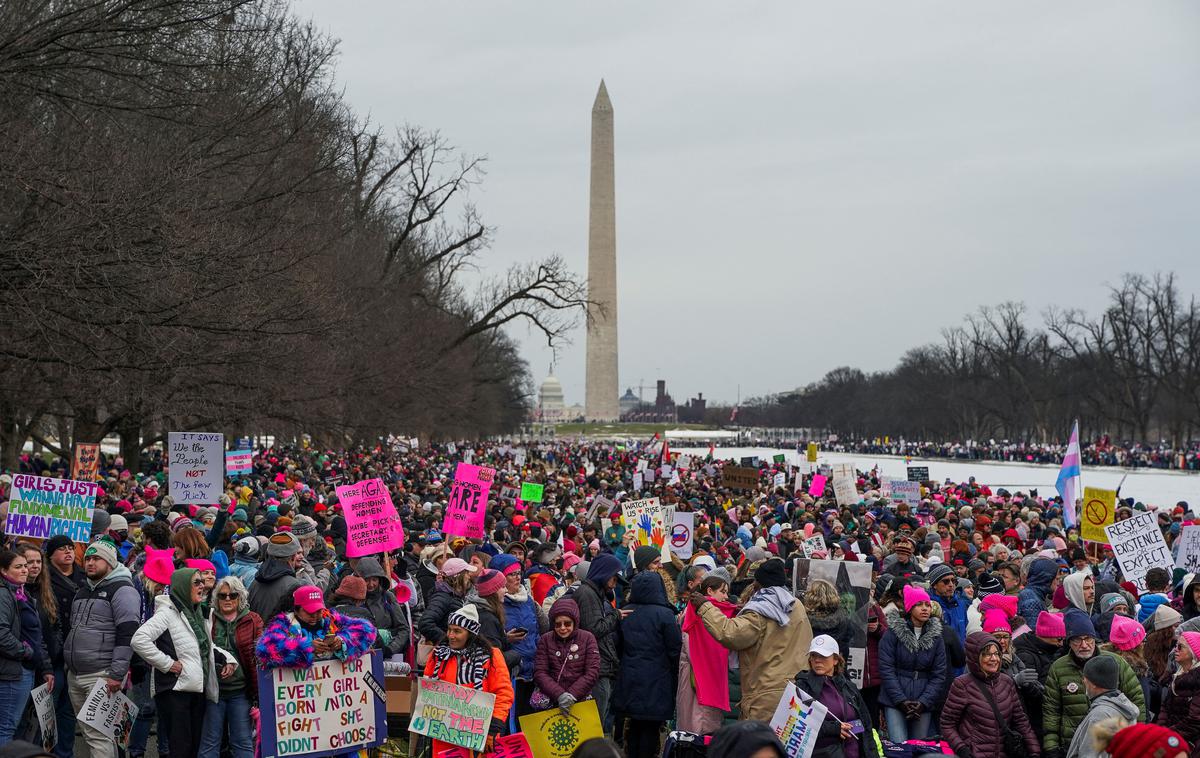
[418,582,465,646]
[612,573,681,721]
[574,578,621,679]
[808,607,855,661]
[1156,666,1200,754]
[1013,630,1060,738]
[355,557,410,656]
[796,669,881,758]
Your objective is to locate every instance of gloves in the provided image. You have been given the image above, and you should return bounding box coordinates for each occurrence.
[377,628,393,646]
[1044,749,1064,758]
[956,747,974,758]
[902,700,923,719]
[489,717,504,736]
[1012,668,1038,686]
[557,693,577,712]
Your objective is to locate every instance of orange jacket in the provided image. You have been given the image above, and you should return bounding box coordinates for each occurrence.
[422,645,514,723]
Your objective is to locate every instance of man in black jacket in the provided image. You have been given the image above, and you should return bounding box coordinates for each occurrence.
[573,553,626,729]
[1013,610,1067,738]
[45,535,85,758]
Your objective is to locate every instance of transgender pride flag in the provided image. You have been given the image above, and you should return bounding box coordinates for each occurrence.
[1056,420,1082,528]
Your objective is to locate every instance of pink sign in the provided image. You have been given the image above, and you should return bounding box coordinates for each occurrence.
[808,474,828,498]
[445,463,495,539]
[336,478,404,557]
[441,734,532,758]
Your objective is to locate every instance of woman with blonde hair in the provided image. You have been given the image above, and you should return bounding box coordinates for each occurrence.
[804,579,854,659]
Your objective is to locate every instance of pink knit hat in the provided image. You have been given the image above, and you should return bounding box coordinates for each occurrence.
[903,585,931,613]
[143,545,176,586]
[980,593,1019,619]
[1180,631,1200,662]
[475,569,506,598]
[982,609,1011,635]
[185,558,215,573]
[1108,614,1146,652]
[1035,611,1067,638]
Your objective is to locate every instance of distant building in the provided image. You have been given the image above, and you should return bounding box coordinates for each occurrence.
[620,379,680,422]
[677,393,707,424]
[619,388,640,417]
[537,374,567,422]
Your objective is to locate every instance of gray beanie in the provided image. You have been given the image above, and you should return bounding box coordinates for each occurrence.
[266,532,301,558]
[91,509,111,538]
[291,515,317,539]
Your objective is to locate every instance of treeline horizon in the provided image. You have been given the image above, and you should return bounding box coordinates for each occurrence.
[702,272,1200,446]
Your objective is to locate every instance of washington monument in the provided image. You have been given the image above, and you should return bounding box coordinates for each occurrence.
[585,80,619,421]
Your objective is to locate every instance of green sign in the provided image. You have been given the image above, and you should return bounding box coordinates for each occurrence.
[773,454,786,464]
[520,482,544,502]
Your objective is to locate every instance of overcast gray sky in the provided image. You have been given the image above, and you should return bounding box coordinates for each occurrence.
[295,1,1200,406]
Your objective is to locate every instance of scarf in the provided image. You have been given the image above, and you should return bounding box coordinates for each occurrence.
[431,642,491,688]
[170,569,212,689]
[506,583,530,604]
[683,598,738,710]
[4,577,27,602]
[740,586,795,627]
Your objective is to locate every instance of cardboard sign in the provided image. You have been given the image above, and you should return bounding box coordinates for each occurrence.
[336,478,404,557]
[1081,487,1116,543]
[520,482,544,503]
[621,497,669,559]
[5,474,97,541]
[587,494,615,523]
[807,474,828,498]
[801,535,826,558]
[31,682,56,750]
[832,476,858,507]
[226,449,254,476]
[906,466,929,483]
[71,443,100,481]
[792,558,872,686]
[670,511,695,560]
[445,463,495,539]
[1104,511,1174,592]
[806,442,818,463]
[723,466,758,490]
[259,651,387,757]
[167,431,225,504]
[832,462,855,480]
[882,478,920,507]
[77,679,137,748]
[1175,524,1200,573]
[769,683,829,758]
[518,699,603,758]
[409,676,496,752]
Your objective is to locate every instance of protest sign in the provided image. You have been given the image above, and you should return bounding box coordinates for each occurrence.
[769,682,829,758]
[518,699,603,758]
[445,463,495,540]
[71,443,100,481]
[463,448,474,465]
[801,535,826,558]
[500,484,519,501]
[226,449,253,476]
[439,733,533,758]
[1081,487,1116,543]
[832,463,855,480]
[588,494,616,522]
[906,466,929,482]
[409,676,495,752]
[621,498,669,559]
[1176,524,1200,573]
[807,442,818,462]
[723,466,758,490]
[882,478,920,508]
[773,472,786,488]
[6,474,96,542]
[792,558,872,686]
[832,476,858,507]
[670,511,695,560]
[520,482,544,503]
[632,472,644,491]
[807,474,827,498]
[260,651,387,757]
[637,458,649,472]
[1105,512,1174,592]
[514,449,527,467]
[77,679,138,748]
[167,431,224,504]
[677,454,693,470]
[773,453,787,464]
[31,682,56,750]
[336,478,404,558]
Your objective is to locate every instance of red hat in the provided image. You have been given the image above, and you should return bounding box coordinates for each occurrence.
[1106,723,1189,758]
[610,512,622,522]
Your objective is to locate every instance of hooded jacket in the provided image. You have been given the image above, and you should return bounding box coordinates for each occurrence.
[574,555,622,679]
[1155,665,1200,754]
[612,572,682,721]
[1063,572,1094,615]
[131,593,237,702]
[878,608,948,710]
[0,581,29,681]
[1066,688,1139,758]
[533,597,600,701]
[795,668,881,758]
[807,606,855,661]
[501,581,540,680]
[355,557,410,657]
[417,580,466,646]
[940,632,1040,758]
[63,563,141,680]
[247,558,301,622]
[229,556,259,590]
[1043,650,1147,753]
[1179,574,1200,621]
[1019,558,1060,622]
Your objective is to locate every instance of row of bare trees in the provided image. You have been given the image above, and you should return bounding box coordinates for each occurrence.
[0,1,588,469]
[721,273,1200,445]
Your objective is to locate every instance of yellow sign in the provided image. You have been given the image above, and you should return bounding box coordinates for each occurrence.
[1081,486,1116,543]
[518,699,603,758]
[806,442,818,463]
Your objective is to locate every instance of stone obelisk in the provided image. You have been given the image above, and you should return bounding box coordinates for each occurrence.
[585,80,619,422]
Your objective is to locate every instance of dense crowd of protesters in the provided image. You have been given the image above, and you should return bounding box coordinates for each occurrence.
[0,437,1197,758]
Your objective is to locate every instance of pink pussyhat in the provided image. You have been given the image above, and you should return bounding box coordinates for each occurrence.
[903,584,931,613]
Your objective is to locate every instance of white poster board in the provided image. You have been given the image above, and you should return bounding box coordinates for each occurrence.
[883,478,920,507]
[670,511,695,560]
[832,476,858,507]
[31,682,56,750]
[77,679,138,747]
[1105,512,1174,592]
[769,682,829,758]
[167,431,225,504]
[1175,524,1200,573]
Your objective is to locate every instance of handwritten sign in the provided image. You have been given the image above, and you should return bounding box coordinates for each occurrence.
[587,494,615,523]
[906,466,929,483]
[6,474,97,542]
[336,478,404,558]
[807,475,827,498]
[832,476,858,507]
[518,699,603,758]
[409,676,496,752]
[258,651,386,758]
[621,498,670,559]
[1175,524,1200,573]
[1081,487,1116,543]
[769,682,828,758]
[671,511,695,560]
[226,449,253,476]
[520,482,544,503]
[723,466,758,490]
[445,463,495,539]
[1104,511,1174,592]
[72,443,100,481]
[77,678,138,748]
[167,432,224,504]
[31,682,56,750]
[802,535,826,558]
[882,479,920,508]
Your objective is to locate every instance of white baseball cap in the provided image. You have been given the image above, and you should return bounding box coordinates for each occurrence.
[809,634,839,658]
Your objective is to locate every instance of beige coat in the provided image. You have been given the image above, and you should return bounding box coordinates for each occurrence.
[698,594,812,721]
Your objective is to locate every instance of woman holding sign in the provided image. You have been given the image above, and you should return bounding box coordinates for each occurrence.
[422,604,513,754]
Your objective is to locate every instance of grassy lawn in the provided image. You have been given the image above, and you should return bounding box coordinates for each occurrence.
[552,422,716,436]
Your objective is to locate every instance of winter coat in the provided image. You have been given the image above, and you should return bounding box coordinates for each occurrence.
[415,562,439,606]
[502,585,541,680]
[469,597,508,651]
[1043,651,1147,753]
[355,557,410,657]
[1013,632,1063,738]
[48,565,85,648]
[1137,593,1171,624]
[0,583,28,681]
[1018,559,1058,623]
[418,583,465,646]
[11,587,49,680]
[1156,667,1200,756]
[574,578,621,679]
[612,572,682,721]
[796,669,881,758]
[1066,689,1139,758]
[699,586,813,721]
[878,608,948,710]
[208,609,263,703]
[808,606,855,661]
[247,559,300,622]
[934,590,970,647]
[255,610,376,668]
[940,632,1040,758]
[1179,575,1200,622]
[422,644,513,756]
[228,557,259,590]
[533,598,601,702]
[63,563,141,680]
[864,603,887,690]
[131,595,237,702]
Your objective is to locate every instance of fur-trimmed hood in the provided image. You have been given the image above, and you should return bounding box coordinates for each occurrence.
[884,607,944,651]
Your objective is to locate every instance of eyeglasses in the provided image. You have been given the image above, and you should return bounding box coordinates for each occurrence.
[191,578,206,587]
[217,593,238,600]
[554,620,574,628]
[980,651,1001,659]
